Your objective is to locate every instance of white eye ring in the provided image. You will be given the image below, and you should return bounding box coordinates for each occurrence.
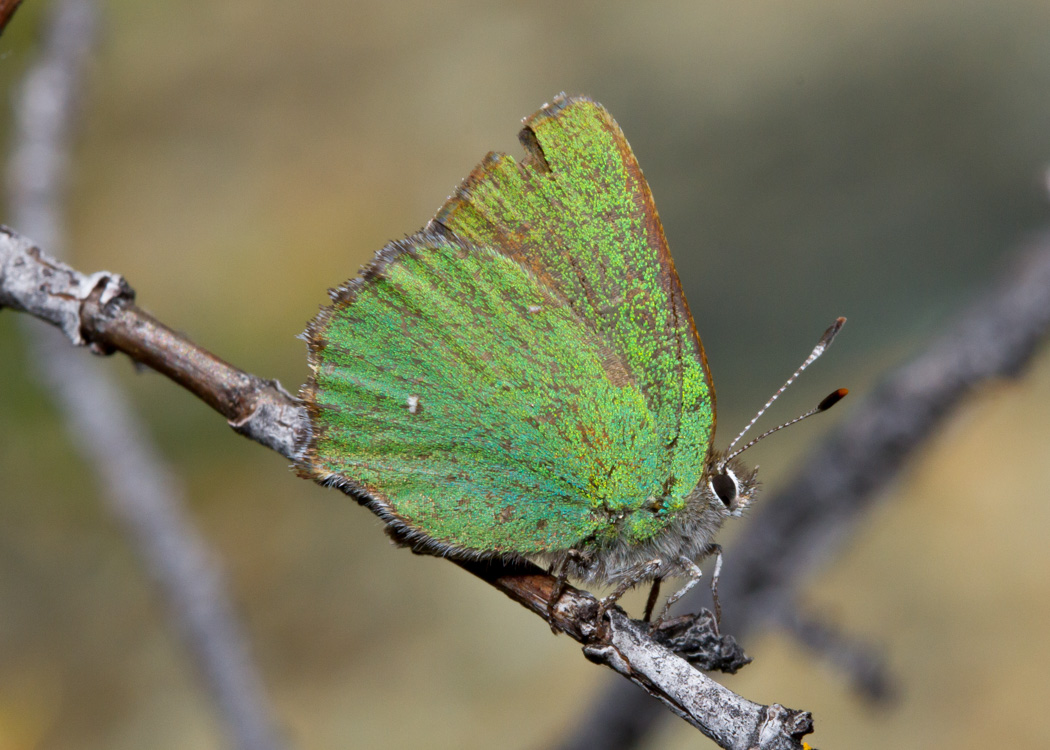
[709,468,740,507]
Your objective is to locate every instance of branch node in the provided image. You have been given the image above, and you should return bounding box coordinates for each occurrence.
[80,268,135,353]
[228,379,307,461]
[0,226,134,348]
[583,643,624,669]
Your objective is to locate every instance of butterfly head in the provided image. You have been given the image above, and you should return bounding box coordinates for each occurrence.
[704,452,759,518]
[698,318,849,520]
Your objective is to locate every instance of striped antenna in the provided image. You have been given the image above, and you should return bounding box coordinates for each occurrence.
[721,317,846,465]
[724,388,848,464]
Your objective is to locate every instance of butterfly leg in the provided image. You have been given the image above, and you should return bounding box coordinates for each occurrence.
[643,577,663,623]
[651,556,703,628]
[597,558,662,623]
[709,544,723,629]
[546,550,588,630]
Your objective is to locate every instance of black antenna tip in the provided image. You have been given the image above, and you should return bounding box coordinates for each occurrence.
[817,388,849,412]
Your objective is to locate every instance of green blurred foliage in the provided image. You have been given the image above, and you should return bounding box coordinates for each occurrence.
[2,1,1050,748]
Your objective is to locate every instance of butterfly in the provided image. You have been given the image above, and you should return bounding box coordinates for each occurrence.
[299,94,843,619]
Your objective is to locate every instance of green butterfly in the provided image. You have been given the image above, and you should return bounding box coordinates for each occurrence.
[300,94,841,616]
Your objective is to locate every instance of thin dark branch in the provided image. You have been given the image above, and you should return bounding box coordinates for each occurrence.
[720,236,1050,627]
[559,232,1050,750]
[0,226,815,749]
[79,283,304,459]
[0,228,305,458]
[773,607,894,703]
[4,3,285,749]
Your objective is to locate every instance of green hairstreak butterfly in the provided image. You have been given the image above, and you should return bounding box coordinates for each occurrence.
[300,94,845,618]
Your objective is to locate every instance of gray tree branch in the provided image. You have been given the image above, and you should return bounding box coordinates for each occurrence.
[0,224,815,749]
[4,3,285,749]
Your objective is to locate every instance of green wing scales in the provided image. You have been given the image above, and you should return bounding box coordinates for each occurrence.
[302,95,715,558]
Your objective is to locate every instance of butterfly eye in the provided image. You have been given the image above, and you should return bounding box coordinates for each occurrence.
[710,471,739,507]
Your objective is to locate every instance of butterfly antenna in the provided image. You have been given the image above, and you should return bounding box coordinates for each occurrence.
[721,317,847,463]
[724,388,848,464]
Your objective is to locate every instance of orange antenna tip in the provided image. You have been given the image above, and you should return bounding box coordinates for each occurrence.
[817,388,848,412]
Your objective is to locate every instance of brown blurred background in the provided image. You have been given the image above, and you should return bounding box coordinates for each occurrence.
[2,1,1050,748]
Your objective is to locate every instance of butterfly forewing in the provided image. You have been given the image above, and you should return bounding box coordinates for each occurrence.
[434,98,714,497]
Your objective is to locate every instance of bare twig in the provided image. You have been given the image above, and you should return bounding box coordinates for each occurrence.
[460,557,812,748]
[0,229,305,458]
[4,3,285,749]
[559,233,1050,750]
[0,225,816,749]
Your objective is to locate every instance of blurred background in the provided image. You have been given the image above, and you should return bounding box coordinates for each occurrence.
[2,0,1050,748]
